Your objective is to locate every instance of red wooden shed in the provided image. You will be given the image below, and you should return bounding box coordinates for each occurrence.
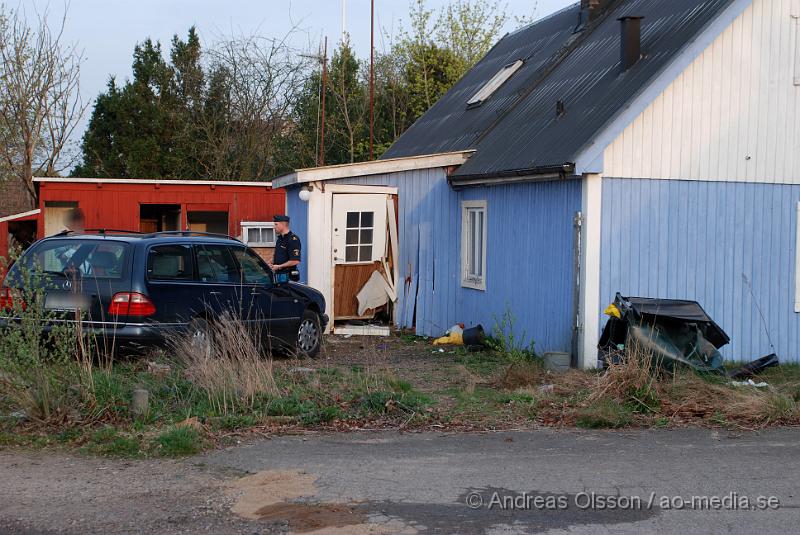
[0,178,286,264]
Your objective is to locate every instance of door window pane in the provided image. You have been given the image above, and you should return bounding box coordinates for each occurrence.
[345,246,359,262]
[346,212,359,227]
[360,212,374,227]
[148,244,194,280]
[231,247,272,285]
[346,229,359,245]
[196,245,239,283]
[359,246,372,261]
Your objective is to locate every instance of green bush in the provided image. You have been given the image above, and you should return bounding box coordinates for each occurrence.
[489,308,537,363]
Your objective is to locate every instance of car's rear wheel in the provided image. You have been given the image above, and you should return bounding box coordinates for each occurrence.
[296,310,321,358]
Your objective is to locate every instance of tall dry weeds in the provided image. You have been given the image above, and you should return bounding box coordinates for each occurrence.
[588,342,660,405]
[170,313,278,415]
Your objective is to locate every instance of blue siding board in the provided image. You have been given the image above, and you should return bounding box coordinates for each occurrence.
[601,178,800,362]
[330,171,581,353]
[285,185,309,283]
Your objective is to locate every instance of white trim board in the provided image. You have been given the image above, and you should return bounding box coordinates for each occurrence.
[334,325,391,336]
[324,184,398,195]
[272,151,473,188]
[578,173,602,369]
[573,0,753,175]
[34,177,273,187]
[0,209,41,223]
[796,201,800,313]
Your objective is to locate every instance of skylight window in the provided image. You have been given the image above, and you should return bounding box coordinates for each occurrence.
[467,59,524,107]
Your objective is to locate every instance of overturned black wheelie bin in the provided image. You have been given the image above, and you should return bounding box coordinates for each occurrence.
[598,293,778,376]
[598,293,731,374]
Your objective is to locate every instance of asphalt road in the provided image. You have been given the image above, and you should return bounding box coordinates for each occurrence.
[3,428,800,534]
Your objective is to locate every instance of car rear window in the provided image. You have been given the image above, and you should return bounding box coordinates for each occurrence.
[147,244,194,281]
[20,239,129,280]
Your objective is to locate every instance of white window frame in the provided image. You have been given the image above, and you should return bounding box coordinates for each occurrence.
[467,59,523,107]
[241,222,276,247]
[343,210,376,264]
[461,200,488,291]
[793,15,800,86]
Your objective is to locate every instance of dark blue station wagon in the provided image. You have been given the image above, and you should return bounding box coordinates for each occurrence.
[0,231,328,356]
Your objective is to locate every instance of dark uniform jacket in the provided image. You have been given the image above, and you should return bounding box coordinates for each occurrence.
[273,231,301,273]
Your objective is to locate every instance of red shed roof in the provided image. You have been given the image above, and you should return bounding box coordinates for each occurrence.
[34,178,273,187]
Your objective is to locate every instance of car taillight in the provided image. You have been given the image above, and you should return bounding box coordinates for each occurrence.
[108,292,156,317]
[0,287,26,312]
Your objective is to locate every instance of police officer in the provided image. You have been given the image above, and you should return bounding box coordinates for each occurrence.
[268,214,301,275]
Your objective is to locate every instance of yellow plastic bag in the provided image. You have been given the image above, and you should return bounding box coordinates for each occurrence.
[433,332,463,345]
[604,303,622,319]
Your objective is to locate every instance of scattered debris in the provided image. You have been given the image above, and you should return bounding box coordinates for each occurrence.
[8,410,27,421]
[728,353,779,379]
[289,367,316,375]
[730,379,769,388]
[356,270,393,316]
[433,324,464,346]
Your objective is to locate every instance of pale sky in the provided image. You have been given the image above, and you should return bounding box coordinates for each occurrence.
[21,0,575,147]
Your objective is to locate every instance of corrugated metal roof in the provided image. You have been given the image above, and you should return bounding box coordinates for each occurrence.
[381,0,739,180]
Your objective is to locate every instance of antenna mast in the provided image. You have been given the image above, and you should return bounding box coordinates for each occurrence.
[369,0,375,160]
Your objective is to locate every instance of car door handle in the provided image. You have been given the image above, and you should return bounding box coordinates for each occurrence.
[209,291,222,296]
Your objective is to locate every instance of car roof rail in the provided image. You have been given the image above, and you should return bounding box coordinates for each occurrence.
[52,228,144,237]
[146,230,242,242]
[84,228,144,235]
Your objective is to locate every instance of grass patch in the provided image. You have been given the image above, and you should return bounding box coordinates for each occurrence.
[576,399,633,429]
[155,426,204,456]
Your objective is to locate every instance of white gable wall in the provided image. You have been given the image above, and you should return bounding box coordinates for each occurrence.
[603,0,800,183]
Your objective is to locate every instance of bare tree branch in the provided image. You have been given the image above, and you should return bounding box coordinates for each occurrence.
[0,5,86,206]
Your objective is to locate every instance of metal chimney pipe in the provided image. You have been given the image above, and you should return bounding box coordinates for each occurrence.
[581,0,611,22]
[619,16,644,70]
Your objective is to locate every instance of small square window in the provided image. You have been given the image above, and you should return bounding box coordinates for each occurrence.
[241,222,276,247]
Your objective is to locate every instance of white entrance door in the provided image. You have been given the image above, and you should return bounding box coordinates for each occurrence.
[332,194,387,265]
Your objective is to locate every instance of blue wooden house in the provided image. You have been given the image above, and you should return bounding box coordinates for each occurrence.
[275,0,800,367]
